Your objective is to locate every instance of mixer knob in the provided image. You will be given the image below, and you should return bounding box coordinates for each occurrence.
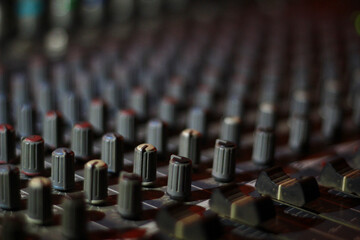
[159,97,178,128]
[167,154,192,201]
[21,135,44,176]
[117,172,142,220]
[0,94,11,124]
[0,124,16,164]
[101,133,124,174]
[130,88,149,120]
[321,104,342,143]
[291,89,310,117]
[89,99,108,134]
[256,102,276,129]
[71,122,93,160]
[146,119,168,159]
[187,107,208,140]
[252,128,275,166]
[17,104,36,137]
[288,115,310,154]
[61,92,81,126]
[84,160,108,205]
[212,139,237,183]
[225,95,245,119]
[62,193,87,240]
[116,109,137,144]
[51,148,75,191]
[27,177,53,225]
[0,165,21,210]
[43,111,64,149]
[133,143,157,186]
[38,82,56,115]
[220,116,241,147]
[178,129,201,169]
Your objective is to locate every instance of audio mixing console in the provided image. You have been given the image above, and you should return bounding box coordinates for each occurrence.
[0,0,360,239]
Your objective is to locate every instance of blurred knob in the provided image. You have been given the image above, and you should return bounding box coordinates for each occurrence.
[291,90,310,117]
[0,124,16,164]
[116,109,137,144]
[62,193,87,240]
[21,135,44,176]
[133,143,157,186]
[146,119,168,158]
[0,94,11,124]
[61,92,81,126]
[178,129,201,168]
[288,115,310,154]
[84,160,108,205]
[101,133,124,174]
[43,111,64,149]
[256,102,276,129]
[71,122,93,160]
[17,104,36,137]
[0,165,21,210]
[159,97,178,128]
[252,128,275,166]
[167,154,192,201]
[220,117,241,147]
[321,104,342,143]
[89,99,108,134]
[212,139,237,183]
[130,88,149,120]
[51,148,75,191]
[187,107,208,140]
[27,177,53,225]
[117,172,142,219]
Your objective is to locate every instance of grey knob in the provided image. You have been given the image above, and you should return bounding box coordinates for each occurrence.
[0,94,11,124]
[168,78,186,105]
[212,139,237,183]
[321,104,342,143]
[117,172,142,219]
[51,148,75,191]
[291,90,310,117]
[61,92,81,126]
[178,129,201,168]
[220,117,241,147]
[288,115,310,153]
[62,193,87,240]
[21,135,44,176]
[27,177,53,225]
[187,107,208,140]
[167,154,192,201]
[43,111,64,148]
[102,80,122,112]
[146,119,168,158]
[37,82,56,115]
[252,128,275,166]
[256,102,276,129]
[12,74,30,116]
[133,143,157,186]
[17,104,36,137]
[116,109,137,144]
[71,122,93,160]
[225,96,245,118]
[2,215,26,240]
[130,88,149,120]
[84,160,108,205]
[89,99,108,133]
[101,133,124,174]
[195,85,214,110]
[159,97,178,127]
[0,124,16,164]
[0,165,21,210]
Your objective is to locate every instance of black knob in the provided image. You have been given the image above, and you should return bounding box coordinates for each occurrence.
[71,122,93,160]
[62,193,87,240]
[101,133,124,174]
[133,143,157,186]
[51,148,75,191]
[212,139,237,183]
[167,154,192,201]
[117,172,142,219]
[178,129,201,168]
[0,165,21,210]
[0,124,16,164]
[27,177,53,225]
[21,135,44,176]
[84,159,108,205]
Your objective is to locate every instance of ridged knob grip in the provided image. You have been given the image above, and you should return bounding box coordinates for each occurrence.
[0,124,16,164]
[178,129,201,168]
[43,111,64,148]
[84,160,108,205]
[51,148,75,191]
[167,155,192,201]
[220,117,241,147]
[21,135,44,176]
[146,119,167,157]
[116,109,137,144]
[71,122,93,160]
[117,172,142,219]
[212,139,237,183]
[252,128,275,166]
[133,143,157,186]
[0,165,21,210]
[101,133,124,174]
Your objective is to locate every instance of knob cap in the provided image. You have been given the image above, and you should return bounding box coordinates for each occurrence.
[17,104,36,137]
[89,99,108,134]
[62,193,87,240]
[133,143,157,186]
[101,133,124,174]
[37,83,56,115]
[178,129,201,168]
[21,135,44,176]
[27,177,53,225]
[159,97,178,127]
[212,139,237,183]
[220,117,241,147]
[0,124,16,164]
[84,160,108,205]
[130,88,149,120]
[187,107,208,140]
[256,102,276,129]
[71,122,93,160]
[51,148,75,191]
[225,96,245,118]
[146,119,168,158]
[117,172,142,219]
[167,155,192,201]
[252,128,275,166]
[288,115,310,153]
[43,111,64,148]
[61,92,81,126]
[116,109,137,144]
[291,90,310,117]
[0,165,21,210]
